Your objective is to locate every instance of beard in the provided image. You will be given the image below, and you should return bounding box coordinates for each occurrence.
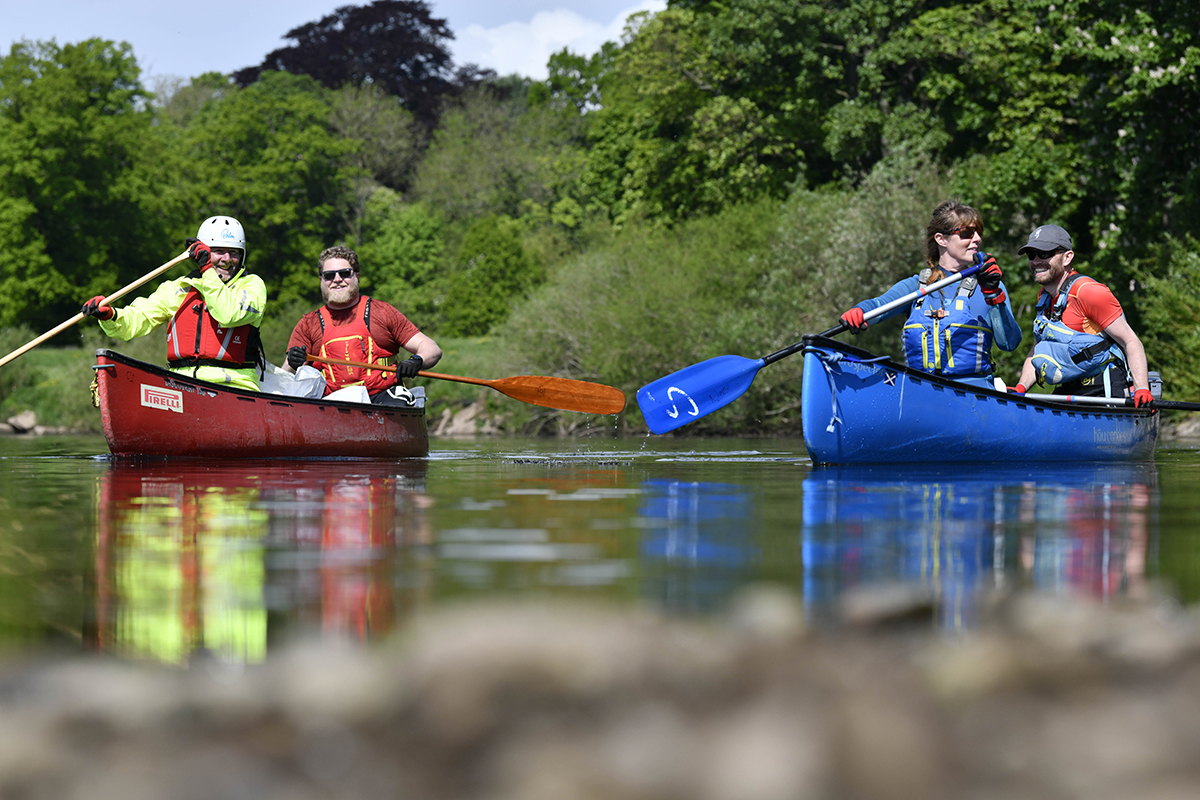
[321,282,360,308]
[1031,258,1068,286]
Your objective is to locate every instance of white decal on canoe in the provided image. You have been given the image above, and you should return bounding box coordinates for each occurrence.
[141,385,184,414]
[665,387,700,419]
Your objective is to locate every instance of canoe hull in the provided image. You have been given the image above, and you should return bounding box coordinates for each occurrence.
[801,337,1157,464]
[95,349,428,458]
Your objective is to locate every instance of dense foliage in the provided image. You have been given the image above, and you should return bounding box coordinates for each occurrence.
[2,0,1199,432]
[0,40,175,330]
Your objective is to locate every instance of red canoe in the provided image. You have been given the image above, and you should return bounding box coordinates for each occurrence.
[93,349,428,458]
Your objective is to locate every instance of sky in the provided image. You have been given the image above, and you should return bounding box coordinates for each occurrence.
[0,0,667,84]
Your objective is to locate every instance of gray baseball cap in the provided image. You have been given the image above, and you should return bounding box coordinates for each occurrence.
[1017,224,1073,255]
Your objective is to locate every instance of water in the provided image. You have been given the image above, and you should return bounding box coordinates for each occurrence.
[3,434,1200,664]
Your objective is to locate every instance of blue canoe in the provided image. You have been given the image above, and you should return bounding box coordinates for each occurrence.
[801,336,1158,464]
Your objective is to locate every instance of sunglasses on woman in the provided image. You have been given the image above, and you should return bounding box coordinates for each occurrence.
[945,226,982,239]
[320,268,358,282]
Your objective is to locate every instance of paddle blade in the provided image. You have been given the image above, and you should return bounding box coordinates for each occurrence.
[636,355,765,434]
[489,376,627,415]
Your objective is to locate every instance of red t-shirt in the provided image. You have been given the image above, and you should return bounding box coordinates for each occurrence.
[1038,274,1124,335]
[288,296,420,394]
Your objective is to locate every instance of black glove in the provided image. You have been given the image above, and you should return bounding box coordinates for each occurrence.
[396,354,424,378]
[978,254,1006,306]
[81,295,115,321]
[286,346,308,370]
[185,237,212,270]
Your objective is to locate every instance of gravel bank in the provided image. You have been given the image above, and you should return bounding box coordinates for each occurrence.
[2,588,1198,800]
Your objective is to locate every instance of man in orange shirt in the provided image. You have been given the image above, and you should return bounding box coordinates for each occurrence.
[1010,225,1153,406]
[283,246,441,403]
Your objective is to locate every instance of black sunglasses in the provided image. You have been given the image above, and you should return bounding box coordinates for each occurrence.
[945,226,982,239]
[1026,248,1065,261]
[320,268,358,282]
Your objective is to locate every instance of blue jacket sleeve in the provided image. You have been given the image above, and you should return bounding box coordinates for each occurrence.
[852,275,922,327]
[987,283,1023,351]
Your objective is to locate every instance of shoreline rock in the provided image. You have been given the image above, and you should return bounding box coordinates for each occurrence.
[5,410,36,434]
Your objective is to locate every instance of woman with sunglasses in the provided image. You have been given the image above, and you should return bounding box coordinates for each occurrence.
[283,245,441,402]
[838,200,1022,389]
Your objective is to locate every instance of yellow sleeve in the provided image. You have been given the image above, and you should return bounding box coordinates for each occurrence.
[98,278,188,340]
[179,271,267,328]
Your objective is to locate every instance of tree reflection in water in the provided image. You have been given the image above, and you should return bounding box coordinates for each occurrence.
[92,460,431,664]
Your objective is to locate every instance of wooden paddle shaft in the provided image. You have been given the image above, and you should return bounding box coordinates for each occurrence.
[305,353,435,379]
[307,354,627,415]
[0,250,192,370]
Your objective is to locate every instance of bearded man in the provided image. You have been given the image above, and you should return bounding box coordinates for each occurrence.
[1010,224,1153,406]
[283,246,441,402]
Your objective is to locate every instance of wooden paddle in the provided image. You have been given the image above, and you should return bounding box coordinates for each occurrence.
[636,261,985,434]
[307,354,627,415]
[0,250,192,370]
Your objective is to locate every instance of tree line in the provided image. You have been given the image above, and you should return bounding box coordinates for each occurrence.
[2,0,1198,429]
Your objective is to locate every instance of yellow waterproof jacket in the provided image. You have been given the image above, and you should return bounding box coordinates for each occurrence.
[100,269,267,391]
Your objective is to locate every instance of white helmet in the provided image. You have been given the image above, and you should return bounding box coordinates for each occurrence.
[196,216,247,265]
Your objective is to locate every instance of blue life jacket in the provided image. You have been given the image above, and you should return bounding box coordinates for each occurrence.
[900,270,995,378]
[1029,273,1127,385]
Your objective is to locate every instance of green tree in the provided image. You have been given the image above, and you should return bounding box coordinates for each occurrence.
[530,43,618,114]
[167,71,358,303]
[577,8,802,224]
[441,216,541,336]
[358,188,443,324]
[1136,237,1200,402]
[0,38,179,329]
[411,84,586,226]
[498,199,781,427]
[329,83,424,245]
[1060,0,1200,295]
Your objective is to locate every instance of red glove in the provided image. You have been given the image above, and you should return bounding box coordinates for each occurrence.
[1133,388,1154,408]
[1008,384,1027,394]
[81,295,115,321]
[840,307,867,334]
[186,238,212,271]
[978,254,1006,306]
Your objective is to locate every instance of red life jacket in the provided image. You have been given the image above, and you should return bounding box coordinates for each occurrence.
[166,287,255,368]
[317,297,397,394]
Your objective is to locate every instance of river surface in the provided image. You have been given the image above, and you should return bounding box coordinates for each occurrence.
[2,434,1200,664]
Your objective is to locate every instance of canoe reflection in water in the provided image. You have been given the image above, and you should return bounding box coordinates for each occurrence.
[92,460,431,664]
[639,479,761,613]
[802,463,1155,628]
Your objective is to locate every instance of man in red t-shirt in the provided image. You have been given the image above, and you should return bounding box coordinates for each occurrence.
[1010,224,1152,406]
[283,246,442,401]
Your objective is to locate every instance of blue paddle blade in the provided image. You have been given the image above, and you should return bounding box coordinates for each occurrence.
[636,355,766,434]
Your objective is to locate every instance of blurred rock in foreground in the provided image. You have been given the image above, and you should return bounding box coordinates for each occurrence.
[3,588,1200,800]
